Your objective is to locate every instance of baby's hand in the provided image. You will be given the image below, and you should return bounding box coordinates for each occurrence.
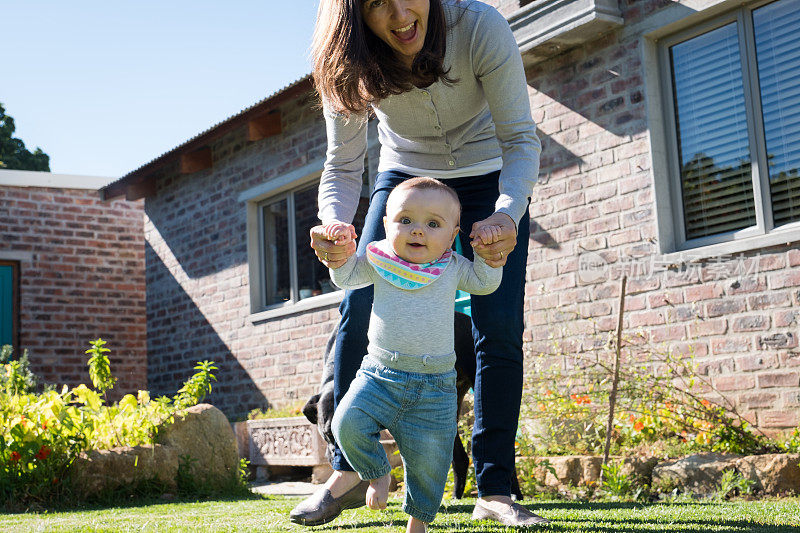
[474,224,502,246]
[322,222,356,245]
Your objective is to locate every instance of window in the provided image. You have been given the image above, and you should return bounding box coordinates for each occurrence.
[259,183,337,307]
[251,169,370,314]
[0,261,19,349]
[661,0,800,250]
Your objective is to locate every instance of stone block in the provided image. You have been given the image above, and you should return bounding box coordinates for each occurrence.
[158,403,240,488]
[247,416,327,467]
[70,444,179,499]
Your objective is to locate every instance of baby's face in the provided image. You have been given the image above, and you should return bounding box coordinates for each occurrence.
[383,187,460,264]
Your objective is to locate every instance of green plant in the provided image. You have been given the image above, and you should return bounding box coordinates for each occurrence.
[600,461,632,499]
[515,456,556,498]
[247,403,305,420]
[780,427,800,453]
[2,339,221,509]
[174,361,218,409]
[85,338,116,396]
[714,469,754,501]
[176,453,200,495]
[238,458,251,484]
[519,305,777,459]
[1,345,37,395]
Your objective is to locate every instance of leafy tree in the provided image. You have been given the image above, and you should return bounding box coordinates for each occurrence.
[0,102,50,171]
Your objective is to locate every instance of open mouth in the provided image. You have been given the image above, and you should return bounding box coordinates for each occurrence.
[391,21,417,43]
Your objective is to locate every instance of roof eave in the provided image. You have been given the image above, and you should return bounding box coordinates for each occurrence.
[100,75,314,201]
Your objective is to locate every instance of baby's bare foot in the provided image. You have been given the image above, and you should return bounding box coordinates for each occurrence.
[366,474,391,510]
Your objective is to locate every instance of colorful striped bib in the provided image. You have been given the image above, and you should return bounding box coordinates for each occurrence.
[366,240,452,290]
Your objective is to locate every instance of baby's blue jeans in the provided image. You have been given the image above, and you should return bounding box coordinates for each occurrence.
[332,354,457,523]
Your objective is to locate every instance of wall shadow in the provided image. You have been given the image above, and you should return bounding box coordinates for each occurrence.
[145,241,265,419]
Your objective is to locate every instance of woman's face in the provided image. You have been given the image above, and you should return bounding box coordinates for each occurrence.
[360,0,430,69]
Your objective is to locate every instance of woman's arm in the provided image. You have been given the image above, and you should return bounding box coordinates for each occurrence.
[312,105,369,267]
[469,5,541,266]
[472,5,540,227]
[317,106,369,226]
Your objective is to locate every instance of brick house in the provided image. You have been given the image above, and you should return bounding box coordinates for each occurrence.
[101,0,799,431]
[0,169,147,396]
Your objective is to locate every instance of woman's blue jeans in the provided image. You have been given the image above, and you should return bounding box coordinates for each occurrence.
[331,169,530,498]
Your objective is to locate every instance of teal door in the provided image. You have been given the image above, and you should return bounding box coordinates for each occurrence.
[0,265,13,347]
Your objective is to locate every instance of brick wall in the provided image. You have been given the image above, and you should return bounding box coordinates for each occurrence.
[0,186,147,396]
[140,0,800,431]
[143,92,341,418]
[516,0,800,432]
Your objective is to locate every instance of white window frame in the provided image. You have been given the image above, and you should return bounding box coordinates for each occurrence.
[644,0,800,261]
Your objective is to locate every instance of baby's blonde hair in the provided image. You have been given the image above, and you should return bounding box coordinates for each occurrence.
[391,177,461,215]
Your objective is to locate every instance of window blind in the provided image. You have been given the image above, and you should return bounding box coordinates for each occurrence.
[670,23,757,240]
[754,0,800,227]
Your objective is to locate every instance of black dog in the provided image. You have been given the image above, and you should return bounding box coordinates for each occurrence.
[302,311,522,500]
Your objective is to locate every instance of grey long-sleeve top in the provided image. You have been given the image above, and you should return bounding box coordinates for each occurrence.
[318,0,540,228]
[330,245,501,367]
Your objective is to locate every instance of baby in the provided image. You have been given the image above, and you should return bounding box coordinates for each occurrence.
[324,177,502,533]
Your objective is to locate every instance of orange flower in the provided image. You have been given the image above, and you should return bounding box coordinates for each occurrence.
[538,403,546,412]
[701,398,711,408]
[42,421,47,430]
[633,421,645,432]
[35,445,51,460]
[10,451,21,462]
[629,414,636,423]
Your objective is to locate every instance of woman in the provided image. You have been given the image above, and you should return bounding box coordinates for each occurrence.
[291,0,545,527]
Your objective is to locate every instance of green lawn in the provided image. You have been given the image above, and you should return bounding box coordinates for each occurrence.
[1,494,798,532]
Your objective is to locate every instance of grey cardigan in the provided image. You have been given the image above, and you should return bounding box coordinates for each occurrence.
[318,0,540,228]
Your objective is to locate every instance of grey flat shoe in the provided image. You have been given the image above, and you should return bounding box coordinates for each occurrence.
[289,480,369,526]
[472,499,551,526]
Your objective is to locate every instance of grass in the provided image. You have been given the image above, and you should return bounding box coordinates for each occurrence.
[1,493,799,532]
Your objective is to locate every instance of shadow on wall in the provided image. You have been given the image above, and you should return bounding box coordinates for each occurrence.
[537,130,584,179]
[145,240,265,419]
[145,170,248,280]
[526,29,647,141]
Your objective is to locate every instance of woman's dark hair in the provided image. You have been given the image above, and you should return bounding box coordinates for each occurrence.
[311,0,457,115]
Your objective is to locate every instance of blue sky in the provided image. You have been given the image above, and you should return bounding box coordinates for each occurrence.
[4,1,320,179]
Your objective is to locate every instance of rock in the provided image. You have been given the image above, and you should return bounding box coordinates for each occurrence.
[652,452,742,495]
[157,403,240,489]
[546,456,596,487]
[70,444,178,499]
[736,453,800,495]
[522,455,658,488]
[621,455,660,482]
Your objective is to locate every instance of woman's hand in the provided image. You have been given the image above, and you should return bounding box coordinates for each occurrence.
[470,212,517,268]
[310,222,357,269]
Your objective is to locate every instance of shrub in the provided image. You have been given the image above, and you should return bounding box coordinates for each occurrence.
[519,311,777,459]
[1,339,219,510]
[714,469,754,501]
[0,345,38,395]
